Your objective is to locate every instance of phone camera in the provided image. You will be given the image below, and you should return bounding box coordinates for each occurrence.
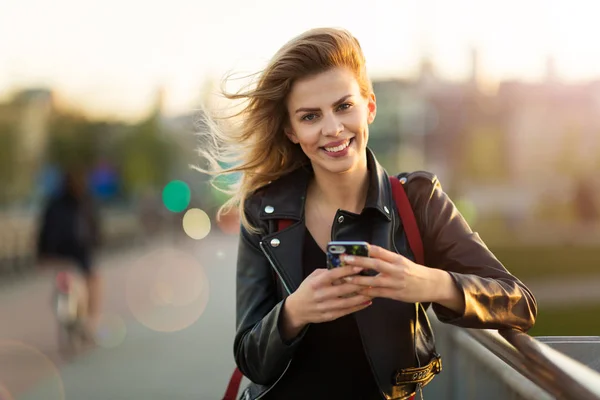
[329,246,346,254]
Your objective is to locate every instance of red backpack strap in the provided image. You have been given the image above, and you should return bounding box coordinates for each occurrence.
[223,218,293,400]
[222,368,244,400]
[223,368,244,400]
[389,176,424,265]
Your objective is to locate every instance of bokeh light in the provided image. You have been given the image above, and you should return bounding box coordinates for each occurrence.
[95,314,127,349]
[152,281,174,306]
[126,247,210,333]
[182,208,211,240]
[216,208,241,235]
[0,341,64,400]
[0,383,14,400]
[162,180,191,213]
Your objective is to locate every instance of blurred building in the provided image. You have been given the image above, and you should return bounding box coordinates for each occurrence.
[370,50,600,231]
[0,89,54,158]
[370,50,484,189]
[1,58,598,244]
[0,88,54,204]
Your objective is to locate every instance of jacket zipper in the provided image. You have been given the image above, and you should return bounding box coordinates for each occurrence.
[254,241,293,400]
[259,241,292,295]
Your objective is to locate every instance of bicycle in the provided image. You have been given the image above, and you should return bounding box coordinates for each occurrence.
[49,262,94,354]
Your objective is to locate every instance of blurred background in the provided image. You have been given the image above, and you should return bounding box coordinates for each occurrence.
[0,0,599,399]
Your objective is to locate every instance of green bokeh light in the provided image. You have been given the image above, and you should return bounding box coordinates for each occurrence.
[215,161,241,186]
[162,180,191,212]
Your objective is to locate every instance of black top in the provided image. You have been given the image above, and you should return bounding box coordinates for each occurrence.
[264,231,382,399]
[37,190,99,274]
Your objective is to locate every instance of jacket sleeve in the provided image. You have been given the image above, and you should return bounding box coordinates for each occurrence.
[233,215,306,385]
[406,172,538,332]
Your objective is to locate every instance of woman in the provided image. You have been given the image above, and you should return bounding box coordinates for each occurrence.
[199,28,537,400]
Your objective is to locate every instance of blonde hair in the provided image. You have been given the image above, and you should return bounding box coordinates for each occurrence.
[195,27,373,233]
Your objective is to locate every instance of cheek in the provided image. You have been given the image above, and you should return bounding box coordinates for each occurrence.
[347,107,369,124]
[347,112,369,132]
[294,127,321,147]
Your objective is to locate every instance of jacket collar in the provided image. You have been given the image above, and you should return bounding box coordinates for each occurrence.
[257,148,392,222]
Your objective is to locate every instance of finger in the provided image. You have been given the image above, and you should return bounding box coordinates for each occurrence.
[342,255,396,275]
[319,266,363,284]
[343,274,392,288]
[320,282,366,299]
[359,286,399,300]
[325,294,373,311]
[309,268,328,277]
[325,299,373,321]
[368,245,408,264]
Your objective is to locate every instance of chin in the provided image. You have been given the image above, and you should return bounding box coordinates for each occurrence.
[315,156,361,175]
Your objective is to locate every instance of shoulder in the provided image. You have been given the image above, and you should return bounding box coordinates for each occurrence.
[241,173,295,233]
[243,176,284,213]
[243,186,268,219]
[243,166,309,218]
[395,170,441,196]
[392,171,451,223]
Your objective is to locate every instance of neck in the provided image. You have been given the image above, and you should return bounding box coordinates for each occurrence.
[310,157,369,214]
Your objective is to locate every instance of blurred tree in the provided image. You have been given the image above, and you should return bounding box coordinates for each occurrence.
[46,113,98,170]
[116,113,177,196]
[0,121,19,204]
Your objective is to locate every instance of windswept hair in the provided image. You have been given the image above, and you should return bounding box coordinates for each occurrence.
[194,27,373,233]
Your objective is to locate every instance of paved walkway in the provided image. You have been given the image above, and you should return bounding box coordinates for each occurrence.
[0,232,597,400]
[0,233,240,400]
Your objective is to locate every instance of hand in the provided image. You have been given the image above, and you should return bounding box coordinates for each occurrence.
[285,266,373,327]
[341,245,443,304]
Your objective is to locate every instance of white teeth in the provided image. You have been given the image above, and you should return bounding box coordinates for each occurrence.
[324,140,350,153]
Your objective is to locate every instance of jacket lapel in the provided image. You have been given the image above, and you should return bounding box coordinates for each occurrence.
[255,148,403,293]
[260,221,306,294]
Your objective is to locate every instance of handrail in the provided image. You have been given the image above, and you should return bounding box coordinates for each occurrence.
[464,328,600,400]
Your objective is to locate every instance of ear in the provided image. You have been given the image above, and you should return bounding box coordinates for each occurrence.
[367,93,377,124]
[284,126,299,144]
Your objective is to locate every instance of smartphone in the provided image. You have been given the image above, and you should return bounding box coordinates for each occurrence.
[326,241,376,276]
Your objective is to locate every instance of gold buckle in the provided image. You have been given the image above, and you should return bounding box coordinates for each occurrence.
[394,353,443,386]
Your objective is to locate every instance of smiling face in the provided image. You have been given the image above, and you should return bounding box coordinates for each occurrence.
[285,67,376,176]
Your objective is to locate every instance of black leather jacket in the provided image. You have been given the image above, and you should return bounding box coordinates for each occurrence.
[234,149,537,399]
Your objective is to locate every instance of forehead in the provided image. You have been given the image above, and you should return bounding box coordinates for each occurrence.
[287,67,361,109]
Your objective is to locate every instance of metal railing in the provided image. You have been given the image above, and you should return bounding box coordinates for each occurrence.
[424,311,600,400]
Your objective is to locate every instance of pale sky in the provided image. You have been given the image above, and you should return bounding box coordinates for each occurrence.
[1,0,599,122]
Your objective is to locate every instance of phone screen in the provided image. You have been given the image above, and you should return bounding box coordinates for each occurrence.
[326,241,369,270]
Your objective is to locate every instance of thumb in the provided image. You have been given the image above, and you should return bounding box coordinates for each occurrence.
[311,268,328,277]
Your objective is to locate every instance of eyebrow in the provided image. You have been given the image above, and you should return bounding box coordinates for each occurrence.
[294,94,353,114]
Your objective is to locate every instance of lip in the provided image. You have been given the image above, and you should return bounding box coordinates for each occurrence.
[321,138,353,158]
[321,138,353,148]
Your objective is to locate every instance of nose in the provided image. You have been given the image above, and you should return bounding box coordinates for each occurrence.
[321,112,343,137]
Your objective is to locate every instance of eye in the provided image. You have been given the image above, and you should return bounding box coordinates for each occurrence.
[301,113,318,122]
[337,103,352,111]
